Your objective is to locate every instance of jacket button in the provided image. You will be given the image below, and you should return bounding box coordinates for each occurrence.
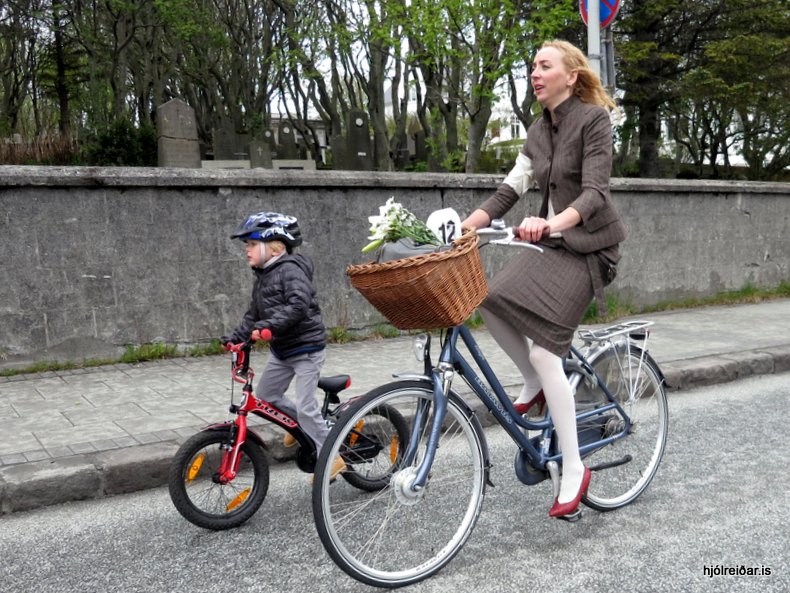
[552,125,559,133]
[549,181,557,190]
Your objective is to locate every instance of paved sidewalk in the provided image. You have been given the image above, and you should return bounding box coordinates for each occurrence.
[2,300,789,514]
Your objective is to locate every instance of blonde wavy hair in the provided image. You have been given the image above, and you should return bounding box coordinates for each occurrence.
[541,40,617,111]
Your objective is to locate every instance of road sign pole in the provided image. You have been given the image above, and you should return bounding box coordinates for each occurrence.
[587,0,602,77]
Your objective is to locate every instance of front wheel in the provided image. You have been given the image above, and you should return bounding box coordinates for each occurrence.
[168,429,269,530]
[575,344,668,511]
[312,380,488,588]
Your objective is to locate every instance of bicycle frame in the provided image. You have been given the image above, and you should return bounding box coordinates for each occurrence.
[408,324,633,491]
[211,343,353,482]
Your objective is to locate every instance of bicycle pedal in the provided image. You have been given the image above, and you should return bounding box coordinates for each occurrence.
[556,509,583,523]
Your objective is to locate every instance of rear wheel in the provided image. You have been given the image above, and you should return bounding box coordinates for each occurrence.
[340,403,410,491]
[168,429,269,530]
[575,344,668,511]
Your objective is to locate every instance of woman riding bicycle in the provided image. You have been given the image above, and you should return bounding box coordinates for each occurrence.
[462,40,627,518]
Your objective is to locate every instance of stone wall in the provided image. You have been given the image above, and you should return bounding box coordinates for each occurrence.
[1,166,787,366]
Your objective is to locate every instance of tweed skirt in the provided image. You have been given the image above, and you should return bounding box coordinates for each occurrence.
[481,241,593,357]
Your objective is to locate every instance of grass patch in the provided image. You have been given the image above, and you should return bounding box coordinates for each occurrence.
[120,342,180,363]
[464,310,485,329]
[639,281,790,314]
[582,294,638,324]
[580,281,790,324]
[328,327,357,344]
[369,323,401,339]
[0,356,117,377]
[187,339,226,357]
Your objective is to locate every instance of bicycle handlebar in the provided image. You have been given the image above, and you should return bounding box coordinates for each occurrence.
[250,328,272,342]
[226,328,272,353]
[476,219,544,253]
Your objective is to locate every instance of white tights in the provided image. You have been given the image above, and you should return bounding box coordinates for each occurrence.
[479,307,586,504]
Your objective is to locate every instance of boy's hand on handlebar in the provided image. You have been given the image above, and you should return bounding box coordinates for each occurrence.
[514,217,551,242]
[250,328,272,342]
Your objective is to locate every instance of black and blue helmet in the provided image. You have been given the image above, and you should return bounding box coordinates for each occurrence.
[231,212,303,250]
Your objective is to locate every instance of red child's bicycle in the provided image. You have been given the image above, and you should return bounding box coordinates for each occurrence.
[168,333,410,530]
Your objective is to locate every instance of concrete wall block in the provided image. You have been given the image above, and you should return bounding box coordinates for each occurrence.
[0,311,46,355]
[0,456,100,513]
[42,306,99,349]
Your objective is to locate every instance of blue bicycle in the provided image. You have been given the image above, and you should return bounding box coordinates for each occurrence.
[311,225,669,588]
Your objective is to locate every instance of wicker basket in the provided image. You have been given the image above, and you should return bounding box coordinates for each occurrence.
[346,231,488,330]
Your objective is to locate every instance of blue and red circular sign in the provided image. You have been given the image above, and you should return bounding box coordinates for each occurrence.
[580,0,622,28]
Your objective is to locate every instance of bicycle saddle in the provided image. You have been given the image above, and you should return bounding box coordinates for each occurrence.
[318,375,351,394]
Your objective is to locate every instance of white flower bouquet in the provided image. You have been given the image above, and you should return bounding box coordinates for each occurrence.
[362,197,442,254]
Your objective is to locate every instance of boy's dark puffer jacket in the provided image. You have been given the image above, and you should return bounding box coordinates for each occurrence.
[228,253,326,359]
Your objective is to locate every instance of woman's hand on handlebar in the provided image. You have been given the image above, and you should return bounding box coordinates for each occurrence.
[514,216,551,242]
[475,219,545,252]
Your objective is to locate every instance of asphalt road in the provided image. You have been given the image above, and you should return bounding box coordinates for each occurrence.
[2,373,787,593]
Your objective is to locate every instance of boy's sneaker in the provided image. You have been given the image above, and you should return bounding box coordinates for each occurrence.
[310,456,347,484]
[329,456,347,481]
[283,433,297,448]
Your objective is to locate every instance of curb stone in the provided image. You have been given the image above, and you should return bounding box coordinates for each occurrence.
[662,348,790,391]
[95,442,179,496]
[0,456,101,514]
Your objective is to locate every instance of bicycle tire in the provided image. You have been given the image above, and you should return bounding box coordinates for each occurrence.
[168,429,269,530]
[340,403,410,492]
[575,344,668,511]
[312,380,488,588]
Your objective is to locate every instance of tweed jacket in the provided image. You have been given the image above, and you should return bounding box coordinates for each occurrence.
[480,95,626,257]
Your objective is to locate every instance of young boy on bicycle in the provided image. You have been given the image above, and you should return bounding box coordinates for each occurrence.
[221,211,346,480]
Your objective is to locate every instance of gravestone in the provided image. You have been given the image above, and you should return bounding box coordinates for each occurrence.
[329,135,348,170]
[212,124,249,160]
[156,99,200,168]
[249,140,272,169]
[346,109,374,171]
[414,131,428,164]
[277,122,299,159]
[393,131,410,170]
[212,123,235,160]
[262,129,277,158]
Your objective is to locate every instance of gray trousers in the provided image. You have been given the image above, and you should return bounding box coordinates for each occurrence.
[254,349,329,453]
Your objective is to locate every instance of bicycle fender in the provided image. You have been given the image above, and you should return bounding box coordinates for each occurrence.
[201,423,268,449]
[624,345,668,389]
[450,391,494,489]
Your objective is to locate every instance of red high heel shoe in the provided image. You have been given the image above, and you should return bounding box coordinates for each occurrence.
[513,389,545,416]
[549,467,591,518]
